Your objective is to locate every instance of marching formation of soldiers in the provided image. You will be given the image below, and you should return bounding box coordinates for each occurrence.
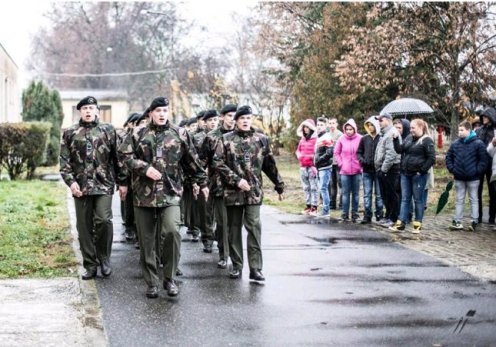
[60,96,285,298]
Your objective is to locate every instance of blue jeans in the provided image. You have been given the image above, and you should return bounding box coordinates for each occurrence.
[399,173,428,223]
[318,168,331,213]
[340,174,361,218]
[363,172,383,220]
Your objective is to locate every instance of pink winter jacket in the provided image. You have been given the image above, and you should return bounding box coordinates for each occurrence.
[296,136,317,167]
[334,119,363,175]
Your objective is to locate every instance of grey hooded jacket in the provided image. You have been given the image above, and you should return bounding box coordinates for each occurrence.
[374,124,401,173]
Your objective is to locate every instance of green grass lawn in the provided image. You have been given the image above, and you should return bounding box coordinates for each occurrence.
[0,180,77,278]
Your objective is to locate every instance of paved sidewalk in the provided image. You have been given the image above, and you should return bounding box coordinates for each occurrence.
[329,209,496,282]
[0,189,107,347]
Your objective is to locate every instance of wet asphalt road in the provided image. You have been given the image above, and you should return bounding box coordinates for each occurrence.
[95,196,496,346]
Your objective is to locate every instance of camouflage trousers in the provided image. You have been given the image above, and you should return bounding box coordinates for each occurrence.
[183,185,200,237]
[212,196,229,260]
[196,192,215,242]
[134,205,181,287]
[226,205,262,271]
[74,195,113,272]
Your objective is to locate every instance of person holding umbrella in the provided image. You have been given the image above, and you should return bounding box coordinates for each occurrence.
[389,119,435,233]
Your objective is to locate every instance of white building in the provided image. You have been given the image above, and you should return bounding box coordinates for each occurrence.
[0,43,21,123]
[59,89,129,129]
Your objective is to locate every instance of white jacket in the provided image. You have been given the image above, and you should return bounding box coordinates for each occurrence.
[487,142,496,182]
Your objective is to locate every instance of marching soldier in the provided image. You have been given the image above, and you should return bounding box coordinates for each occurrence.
[202,104,236,268]
[182,117,199,240]
[60,96,126,280]
[118,113,141,242]
[193,109,219,252]
[213,105,284,281]
[119,97,208,298]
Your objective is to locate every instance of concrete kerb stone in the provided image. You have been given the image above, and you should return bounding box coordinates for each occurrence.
[66,188,108,347]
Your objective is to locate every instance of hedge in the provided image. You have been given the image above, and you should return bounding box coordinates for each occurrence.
[0,122,51,180]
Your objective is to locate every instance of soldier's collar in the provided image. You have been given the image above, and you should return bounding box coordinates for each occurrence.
[236,127,254,137]
[149,120,170,131]
[79,116,99,128]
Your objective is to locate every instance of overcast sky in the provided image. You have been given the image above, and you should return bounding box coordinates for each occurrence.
[0,0,253,88]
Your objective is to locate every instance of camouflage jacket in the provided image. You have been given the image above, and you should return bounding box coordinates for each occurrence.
[116,127,132,184]
[212,127,284,206]
[202,126,232,197]
[60,118,124,195]
[118,121,207,208]
[192,128,207,167]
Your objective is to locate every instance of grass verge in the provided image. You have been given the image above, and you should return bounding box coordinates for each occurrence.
[0,180,77,278]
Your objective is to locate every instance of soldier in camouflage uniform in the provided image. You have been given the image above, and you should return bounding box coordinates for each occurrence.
[193,109,219,253]
[212,105,284,281]
[202,104,236,268]
[187,111,207,242]
[118,113,141,242]
[60,96,126,280]
[119,97,208,298]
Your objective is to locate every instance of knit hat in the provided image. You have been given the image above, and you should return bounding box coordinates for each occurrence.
[377,113,392,120]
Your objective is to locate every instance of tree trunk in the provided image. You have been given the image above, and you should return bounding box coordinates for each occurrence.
[449,105,460,142]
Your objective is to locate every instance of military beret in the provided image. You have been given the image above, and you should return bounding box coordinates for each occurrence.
[202,109,219,121]
[234,105,252,120]
[149,97,169,112]
[135,108,150,124]
[178,119,188,127]
[220,104,237,115]
[123,113,141,127]
[196,110,206,120]
[76,96,98,110]
[187,117,197,125]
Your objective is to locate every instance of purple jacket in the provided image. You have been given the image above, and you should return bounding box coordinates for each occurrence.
[334,119,363,175]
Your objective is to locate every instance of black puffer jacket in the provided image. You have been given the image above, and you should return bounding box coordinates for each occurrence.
[313,132,334,170]
[395,135,436,175]
[476,107,496,145]
[446,132,489,181]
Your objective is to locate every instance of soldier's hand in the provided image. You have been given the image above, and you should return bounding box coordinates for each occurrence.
[119,186,128,201]
[238,179,251,192]
[192,183,200,200]
[201,187,209,200]
[70,182,82,198]
[146,167,162,181]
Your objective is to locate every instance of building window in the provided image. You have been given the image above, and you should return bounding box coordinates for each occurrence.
[99,105,111,123]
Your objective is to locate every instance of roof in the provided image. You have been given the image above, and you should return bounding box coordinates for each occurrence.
[59,89,128,101]
[0,42,18,69]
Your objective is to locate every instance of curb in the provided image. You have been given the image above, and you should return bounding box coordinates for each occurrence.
[66,188,108,347]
